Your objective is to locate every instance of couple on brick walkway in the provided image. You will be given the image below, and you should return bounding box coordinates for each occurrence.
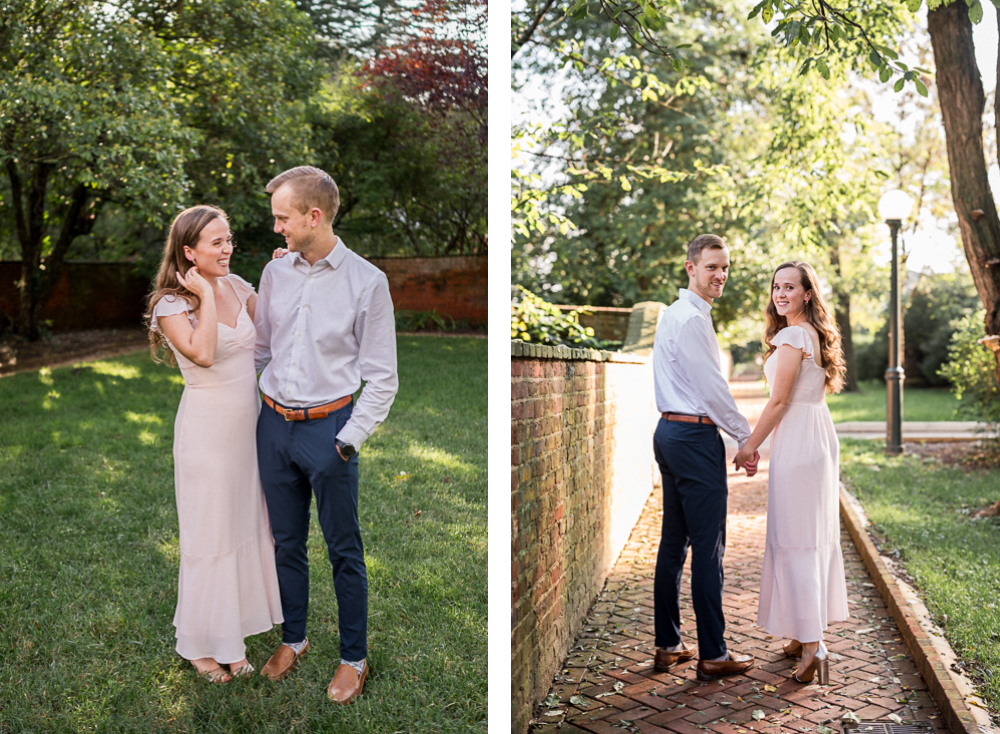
[530,234,949,734]
[652,235,846,686]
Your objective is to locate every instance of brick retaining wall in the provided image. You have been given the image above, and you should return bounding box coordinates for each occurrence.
[511,341,658,733]
[368,255,486,325]
[1,255,487,330]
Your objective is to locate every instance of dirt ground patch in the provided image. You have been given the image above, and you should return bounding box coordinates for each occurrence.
[0,328,150,376]
[904,439,1000,474]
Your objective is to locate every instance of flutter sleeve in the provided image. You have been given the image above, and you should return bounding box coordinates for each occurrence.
[770,325,813,356]
[226,274,256,305]
[151,295,193,333]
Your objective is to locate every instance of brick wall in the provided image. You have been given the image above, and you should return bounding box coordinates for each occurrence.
[368,255,486,325]
[1,255,487,330]
[0,262,150,330]
[511,341,659,734]
[555,305,632,343]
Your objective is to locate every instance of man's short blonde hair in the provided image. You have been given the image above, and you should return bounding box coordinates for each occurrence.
[265,166,340,223]
[686,234,727,264]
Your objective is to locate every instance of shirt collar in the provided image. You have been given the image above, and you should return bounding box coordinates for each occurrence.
[679,288,712,314]
[290,236,350,270]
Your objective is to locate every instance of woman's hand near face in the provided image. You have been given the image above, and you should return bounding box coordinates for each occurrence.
[176,266,213,299]
[161,265,219,367]
[272,248,289,260]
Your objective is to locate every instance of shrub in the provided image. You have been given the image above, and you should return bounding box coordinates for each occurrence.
[852,271,979,385]
[903,272,980,386]
[510,285,612,350]
[938,310,1000,451]
[395,309,456,332]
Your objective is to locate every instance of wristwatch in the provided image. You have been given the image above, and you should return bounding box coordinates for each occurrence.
[336,439,356,459]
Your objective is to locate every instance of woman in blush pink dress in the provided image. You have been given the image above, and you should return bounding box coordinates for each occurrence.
[146,205,283,683]
[733,261,848,685]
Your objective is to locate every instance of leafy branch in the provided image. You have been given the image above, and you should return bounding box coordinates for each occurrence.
[748,0,932,95]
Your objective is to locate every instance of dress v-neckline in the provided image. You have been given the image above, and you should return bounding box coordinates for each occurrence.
[217,277,244,330]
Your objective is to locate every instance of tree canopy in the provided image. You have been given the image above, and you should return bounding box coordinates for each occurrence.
[2,0,487,340]
[512,0,1000,393]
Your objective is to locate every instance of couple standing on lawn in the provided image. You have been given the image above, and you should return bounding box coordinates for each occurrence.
[145,166,398,703]
[653,234,848,684]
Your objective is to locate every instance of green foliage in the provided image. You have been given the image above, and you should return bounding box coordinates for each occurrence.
[853,271,980,385]
[510,285,612,349]
[395,309,457,332]
[513,0,779,318]
[313,76,486,256]
[938,311,1000,444]
[904,272,981,387]
[512,0,911,363]
[0,0,318,336]
[0,337,486,732]
[746,1,928,95]
[295,0,422,59]
[3,0,485,338]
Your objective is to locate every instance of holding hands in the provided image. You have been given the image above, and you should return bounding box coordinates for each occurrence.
[734,445,760,477]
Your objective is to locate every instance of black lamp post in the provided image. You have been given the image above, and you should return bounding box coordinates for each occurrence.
[877,190,914,457]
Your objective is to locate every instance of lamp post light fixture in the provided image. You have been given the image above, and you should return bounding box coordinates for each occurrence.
[877,189,915,456]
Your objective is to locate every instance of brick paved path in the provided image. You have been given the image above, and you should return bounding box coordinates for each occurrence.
[529,446,948,734]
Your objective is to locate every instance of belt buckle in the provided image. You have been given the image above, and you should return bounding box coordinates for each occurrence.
[283,408,296,422]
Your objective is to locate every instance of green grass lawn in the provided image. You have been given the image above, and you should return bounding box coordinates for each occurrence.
[840,440,1000,716]
[0,335,486,733]
[826,379,966,423]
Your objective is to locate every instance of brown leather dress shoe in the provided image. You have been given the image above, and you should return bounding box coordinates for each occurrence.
[654,645,696,672]
[327,660,369,704]
[695,651,755,681]
[260,639,310,681]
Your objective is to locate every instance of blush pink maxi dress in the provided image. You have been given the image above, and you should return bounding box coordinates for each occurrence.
[757,325,848,643]
[152,274,283,664]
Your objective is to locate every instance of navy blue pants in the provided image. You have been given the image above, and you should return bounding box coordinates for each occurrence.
[653,418,729,660]
[256,399,367,661]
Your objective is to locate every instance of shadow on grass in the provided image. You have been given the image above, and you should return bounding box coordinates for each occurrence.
[0,336,485,733]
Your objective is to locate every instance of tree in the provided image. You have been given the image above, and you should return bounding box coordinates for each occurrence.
[512,0,904,373]
[744,0,1000,388]
[295,0,422,60]
[0,0,317,340]
[313,74,487,255]
[312,0,487,256]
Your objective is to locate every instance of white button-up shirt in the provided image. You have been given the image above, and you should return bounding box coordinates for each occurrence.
[254,239,398,448]
[653,288,750,447]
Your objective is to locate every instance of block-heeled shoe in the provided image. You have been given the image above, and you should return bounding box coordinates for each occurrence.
[793,641,829,684]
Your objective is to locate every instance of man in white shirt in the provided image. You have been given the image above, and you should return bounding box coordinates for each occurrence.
[253,166,398,704]
[651,233,759,681]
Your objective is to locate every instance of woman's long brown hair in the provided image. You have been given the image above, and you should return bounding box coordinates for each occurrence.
[144,205,229,366]
[762,261,846,394]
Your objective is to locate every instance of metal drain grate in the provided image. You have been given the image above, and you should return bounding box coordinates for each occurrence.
[842,722,934,734]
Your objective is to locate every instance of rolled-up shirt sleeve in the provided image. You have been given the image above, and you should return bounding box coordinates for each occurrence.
[674,317,751,447]
[336,274,399,448]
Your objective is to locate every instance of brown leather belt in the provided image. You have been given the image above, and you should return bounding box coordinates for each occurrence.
[264,394,352,422]
[662,412,715,426]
